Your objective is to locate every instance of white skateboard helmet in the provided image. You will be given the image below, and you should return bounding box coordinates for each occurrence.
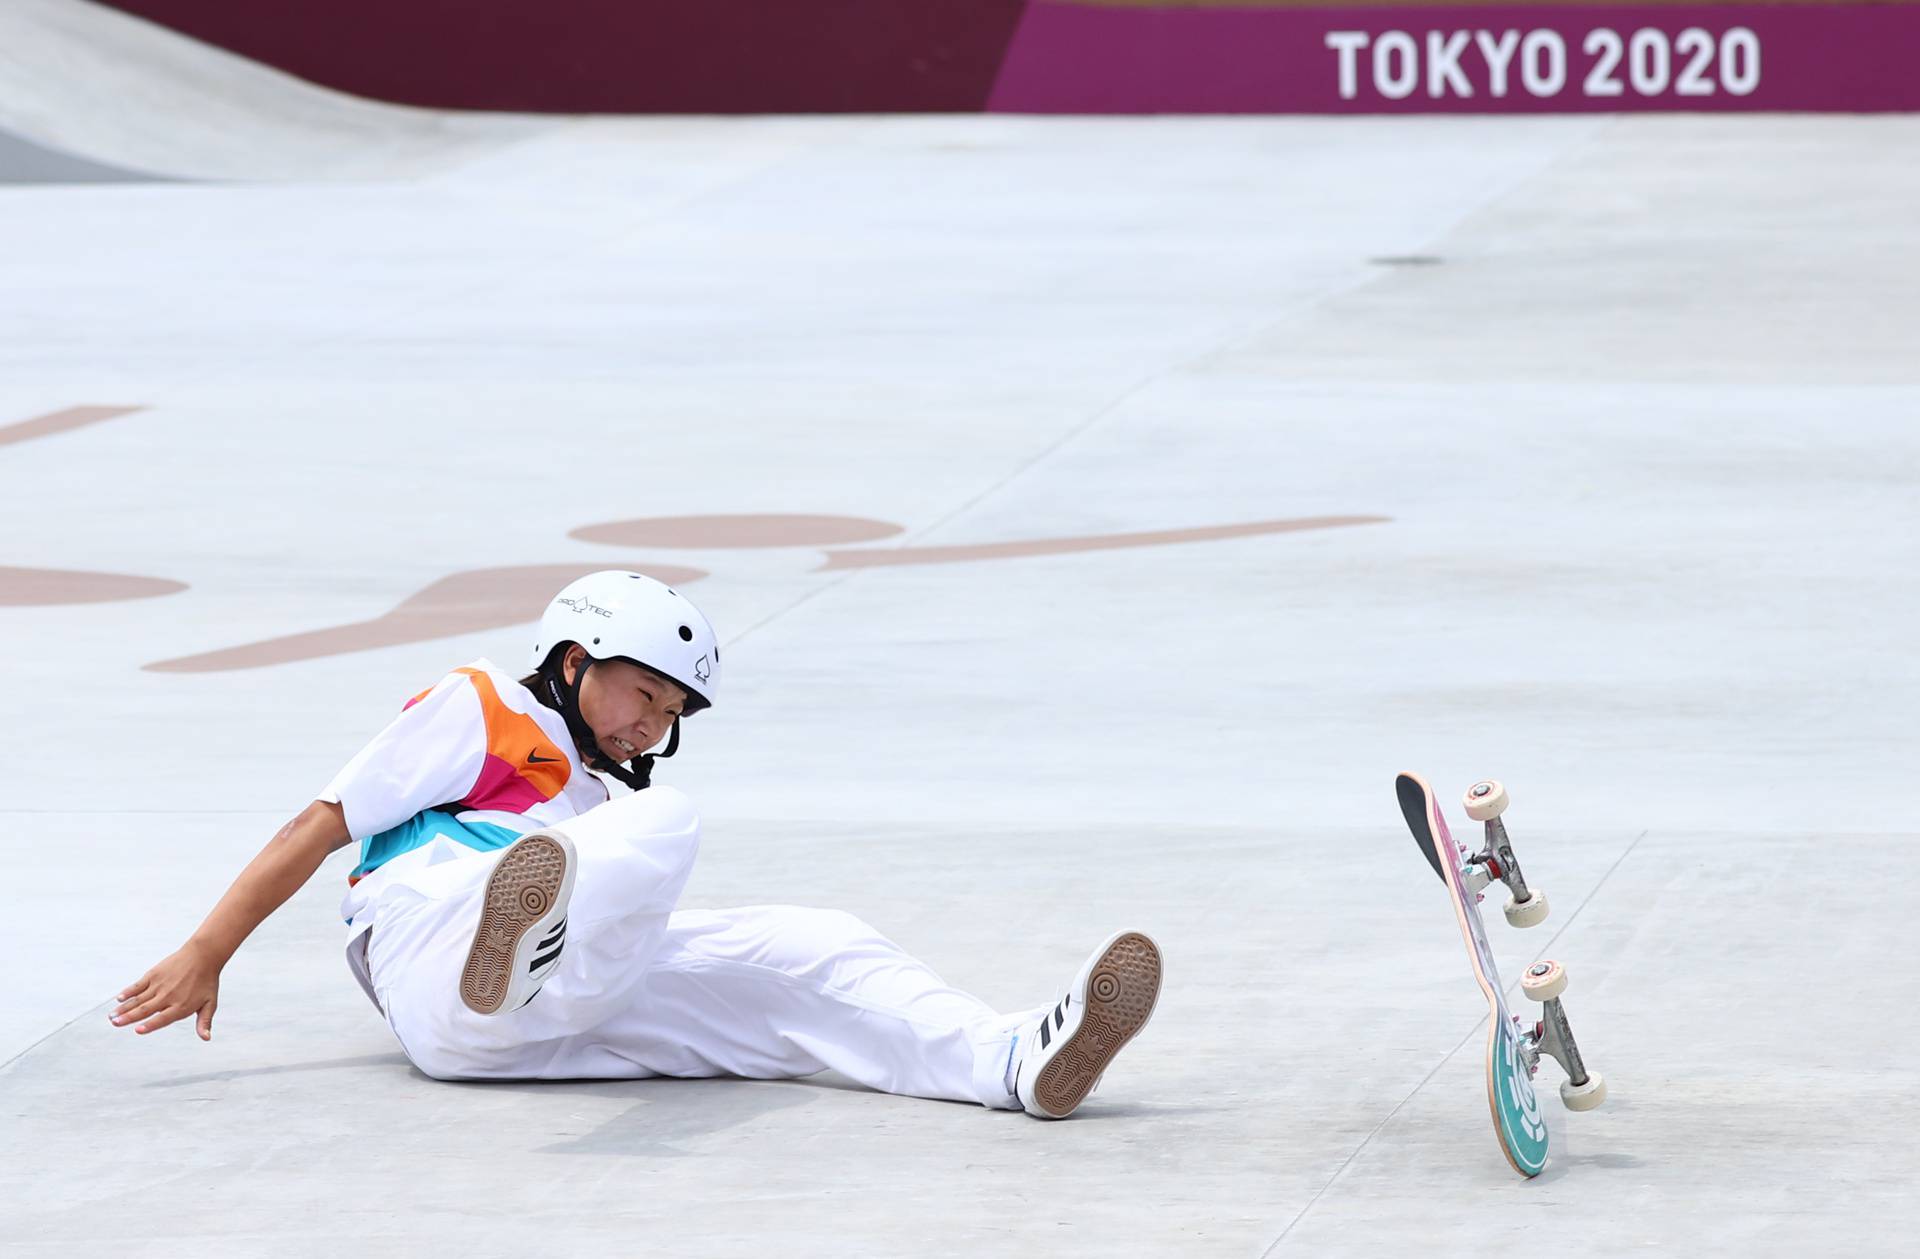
[531,571,719,714]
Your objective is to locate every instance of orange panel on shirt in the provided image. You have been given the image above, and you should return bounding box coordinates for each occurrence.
[455,667,572,799]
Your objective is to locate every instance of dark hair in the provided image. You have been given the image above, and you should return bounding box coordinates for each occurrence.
[521,643,570,710]
[523,645,688,719]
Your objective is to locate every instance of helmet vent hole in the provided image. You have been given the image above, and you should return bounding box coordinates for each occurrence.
[592,637,601,645]
[678,625,693,641]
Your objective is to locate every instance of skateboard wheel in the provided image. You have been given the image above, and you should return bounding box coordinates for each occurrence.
[1561,1072,1607,1112]
[1504,889,1549,928]
[1521,959,1567,1002]
[1463,780,1509,822]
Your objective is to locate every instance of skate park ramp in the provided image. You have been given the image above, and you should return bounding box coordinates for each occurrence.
[3,9,1919,1254]
[0,128,164,184]
[0,0,545,180]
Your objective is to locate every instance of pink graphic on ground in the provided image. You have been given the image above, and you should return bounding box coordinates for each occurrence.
[141,513,1391,671]
[571,515,905,549]
[0,566,188,606]
[0,408,188,609]
[0,406,147,449]
[816,515,1389,570]
[143,563,709,673]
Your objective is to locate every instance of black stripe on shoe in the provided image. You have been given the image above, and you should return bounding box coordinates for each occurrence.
[529,945,564,973]
[1039,1017,1052,1049]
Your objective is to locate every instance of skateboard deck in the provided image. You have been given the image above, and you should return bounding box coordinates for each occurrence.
[1396,771,1550,1178]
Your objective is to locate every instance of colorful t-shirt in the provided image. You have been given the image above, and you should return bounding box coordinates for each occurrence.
[323,658,609,931]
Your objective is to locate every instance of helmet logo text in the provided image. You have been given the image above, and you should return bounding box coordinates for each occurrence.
[558,595,614,618]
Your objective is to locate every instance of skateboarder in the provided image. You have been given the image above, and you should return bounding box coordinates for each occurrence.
[111,571,1162,1118]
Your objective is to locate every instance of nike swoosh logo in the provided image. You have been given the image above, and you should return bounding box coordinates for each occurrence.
[527,751,560,764]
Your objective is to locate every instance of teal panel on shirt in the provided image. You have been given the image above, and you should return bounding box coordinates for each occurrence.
[351,809,523,882]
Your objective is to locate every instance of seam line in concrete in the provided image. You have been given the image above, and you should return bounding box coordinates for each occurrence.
[833,125,1622,582]
[1257,825,1651,1254]
[0,1003,108,1075]
[1257,1041,1467,1257]
[725,353,1165,650]
[1522,826,1652,974]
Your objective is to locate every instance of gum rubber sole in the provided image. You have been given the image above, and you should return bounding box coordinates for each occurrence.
[459,835,569,1015]
[1032,931,1163,1117]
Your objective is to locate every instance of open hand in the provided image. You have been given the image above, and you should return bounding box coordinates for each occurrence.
[113,942,221,1039]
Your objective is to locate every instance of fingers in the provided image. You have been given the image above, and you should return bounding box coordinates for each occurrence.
[111,994,167,1029]
[112,955,222,1039]
[133,1004,190,1035]
[112,991,154,1022]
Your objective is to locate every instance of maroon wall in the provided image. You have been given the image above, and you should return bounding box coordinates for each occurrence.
[99,0,1030,112]
[100,0,1920,113]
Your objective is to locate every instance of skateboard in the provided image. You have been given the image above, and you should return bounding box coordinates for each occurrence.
[1395,772,1605,1177]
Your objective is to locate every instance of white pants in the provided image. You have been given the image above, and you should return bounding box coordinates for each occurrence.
[357,788,1027,1108]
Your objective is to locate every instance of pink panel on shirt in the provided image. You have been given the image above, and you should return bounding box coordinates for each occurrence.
[463,753,548,814]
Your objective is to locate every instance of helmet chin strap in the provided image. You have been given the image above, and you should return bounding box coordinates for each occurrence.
[542,658,681,792]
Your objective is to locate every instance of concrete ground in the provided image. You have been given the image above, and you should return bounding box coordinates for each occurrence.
[3,3,1917,1256]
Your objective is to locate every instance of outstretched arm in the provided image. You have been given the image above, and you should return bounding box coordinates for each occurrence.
[111,800,352,1040]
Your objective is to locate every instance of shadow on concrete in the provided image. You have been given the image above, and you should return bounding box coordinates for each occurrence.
[0,128,167,184]
[143,1051,412,1087]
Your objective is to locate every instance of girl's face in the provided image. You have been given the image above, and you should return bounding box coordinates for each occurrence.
[564,646,688,764]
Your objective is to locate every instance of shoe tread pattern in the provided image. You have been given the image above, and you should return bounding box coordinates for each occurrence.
[459,835,567,1015]
[1033,932,1162,1117]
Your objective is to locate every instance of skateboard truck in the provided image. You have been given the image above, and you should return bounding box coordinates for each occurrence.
[1463,781,1605,1111]
[1460,780,1550,928]
[1397,771,1609,1177]
[1519,961,1608,1111]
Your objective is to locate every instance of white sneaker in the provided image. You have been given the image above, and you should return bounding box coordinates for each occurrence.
[459,831,576,1015]
[1012,930,1163,1118]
